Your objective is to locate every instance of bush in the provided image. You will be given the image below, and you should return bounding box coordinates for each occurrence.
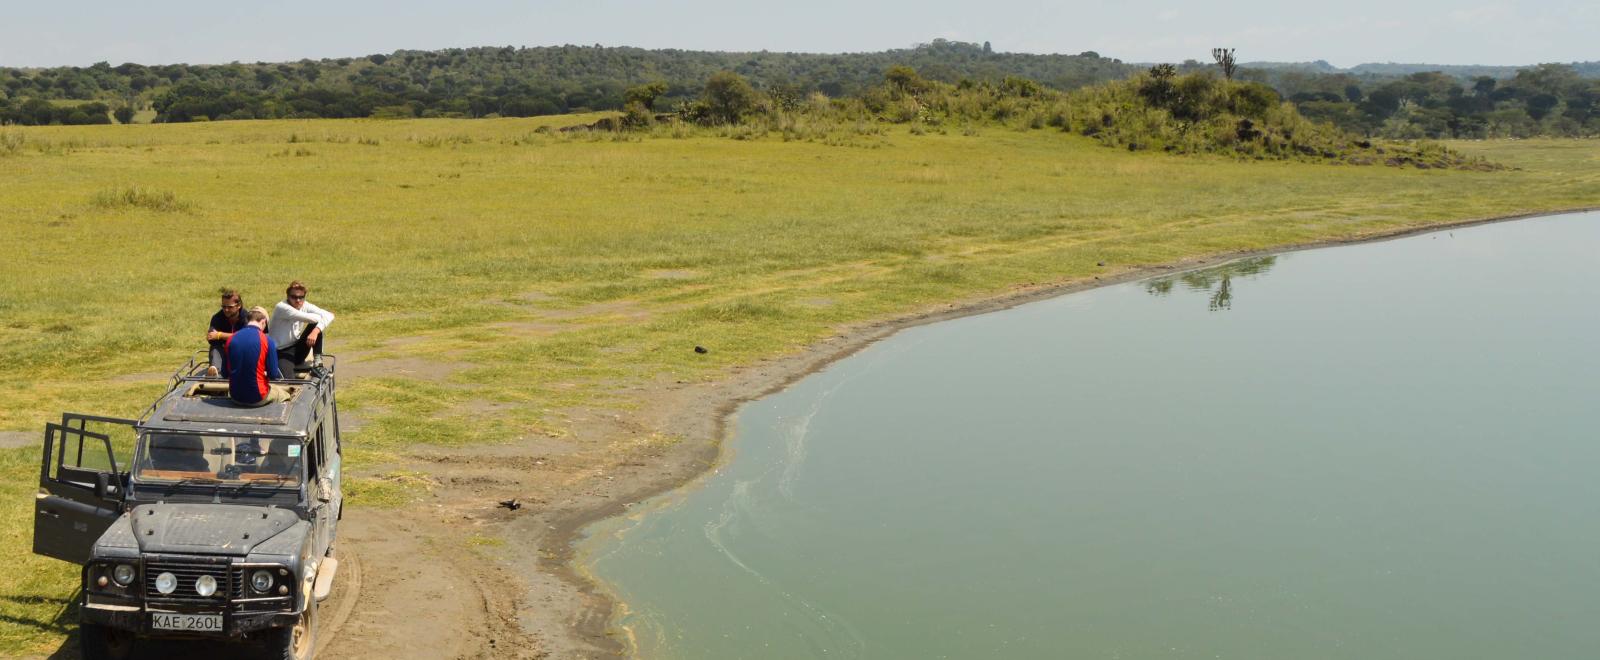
[701,71,761,125]
[91,187,194,213]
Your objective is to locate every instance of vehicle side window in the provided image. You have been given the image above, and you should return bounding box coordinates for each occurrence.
[307,427,322,479]
[328,409,341,457]
[60,432,118,475]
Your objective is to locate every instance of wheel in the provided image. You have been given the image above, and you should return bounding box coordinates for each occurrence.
[262,599,317,660]
[78,623,135,660]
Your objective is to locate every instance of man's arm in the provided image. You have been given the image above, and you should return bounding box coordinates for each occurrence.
[300,301,335,329]
[265,338,284,380]
[274,300,326,324]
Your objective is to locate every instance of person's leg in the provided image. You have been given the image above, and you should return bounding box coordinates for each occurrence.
[267,384,292,404]
[207,347,225,377]
[297,322,320,365]
[277,350,298,378]
[311,327,325,363]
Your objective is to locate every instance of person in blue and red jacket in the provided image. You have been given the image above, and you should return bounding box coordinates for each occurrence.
[224,306,290,406]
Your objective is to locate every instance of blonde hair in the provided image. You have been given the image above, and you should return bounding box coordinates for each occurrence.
[248,306,270,323]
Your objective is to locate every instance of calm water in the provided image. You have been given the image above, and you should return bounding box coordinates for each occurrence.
[582,212,1600,659]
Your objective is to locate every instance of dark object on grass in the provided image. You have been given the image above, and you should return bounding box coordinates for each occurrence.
[498,499,521,511]
[1097,261,1106,267]
[694,346,709,354]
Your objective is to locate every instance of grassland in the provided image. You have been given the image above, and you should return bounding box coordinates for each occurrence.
[0,116,1596,654]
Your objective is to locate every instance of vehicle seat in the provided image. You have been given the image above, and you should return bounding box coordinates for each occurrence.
[149,435,210,472]
[258,440,296,476]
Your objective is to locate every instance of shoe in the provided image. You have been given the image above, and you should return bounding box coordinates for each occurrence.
[205,366,220,378]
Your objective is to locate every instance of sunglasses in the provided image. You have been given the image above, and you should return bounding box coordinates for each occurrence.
[222,304,241,310]
[288,295,306,301]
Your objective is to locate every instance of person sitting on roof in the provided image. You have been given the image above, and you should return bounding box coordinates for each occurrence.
[270,280,335,376]
[224,306,290,407]
[205,287,247,378]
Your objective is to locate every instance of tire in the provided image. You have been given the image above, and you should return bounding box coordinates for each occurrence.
[262,599,317,660]
[78,623,136,660]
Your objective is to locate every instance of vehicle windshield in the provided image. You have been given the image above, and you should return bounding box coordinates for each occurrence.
[134,433,303,485]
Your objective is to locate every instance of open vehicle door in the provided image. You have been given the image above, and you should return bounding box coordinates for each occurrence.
[33,414,137,564]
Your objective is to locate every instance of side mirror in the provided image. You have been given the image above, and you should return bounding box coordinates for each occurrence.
[317,478,332,503]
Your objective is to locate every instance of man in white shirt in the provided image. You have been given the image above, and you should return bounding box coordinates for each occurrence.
[270,280,335,375]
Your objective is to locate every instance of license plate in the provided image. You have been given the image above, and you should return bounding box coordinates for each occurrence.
[151,612,223,632]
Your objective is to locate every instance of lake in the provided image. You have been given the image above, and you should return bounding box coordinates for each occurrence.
[582,212,1600,659]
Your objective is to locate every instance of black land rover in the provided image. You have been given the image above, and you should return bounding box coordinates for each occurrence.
[33,359,344,660]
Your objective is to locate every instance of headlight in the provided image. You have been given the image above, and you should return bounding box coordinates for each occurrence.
[155,572,177,595]
[251,569,275,593]
[111,564,136,587]
[195,574,218,597]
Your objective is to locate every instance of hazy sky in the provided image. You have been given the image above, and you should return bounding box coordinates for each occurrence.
[3,0,1595,68]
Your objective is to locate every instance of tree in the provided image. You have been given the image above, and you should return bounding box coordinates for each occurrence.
[701,71,760,124]
[114,105,135,124]
[21,98,53,125]
[624,81,668,111]
[1212,48,1237,80]
[884,66,928,95]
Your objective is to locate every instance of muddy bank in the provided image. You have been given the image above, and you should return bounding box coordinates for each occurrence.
[519,206,1598,658]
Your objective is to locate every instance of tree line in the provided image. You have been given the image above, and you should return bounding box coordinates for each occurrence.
[617,65,1493,171]
[1,41,1595,138]
[1235,63,1600,138]
[0,40,1132,124]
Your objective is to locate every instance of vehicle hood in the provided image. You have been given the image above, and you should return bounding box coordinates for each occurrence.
[128,503,303,556]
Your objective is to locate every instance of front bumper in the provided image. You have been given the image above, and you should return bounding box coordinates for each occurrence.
[82,601,298,637]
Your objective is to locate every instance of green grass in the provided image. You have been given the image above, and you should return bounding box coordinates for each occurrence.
[0,116,1596,654]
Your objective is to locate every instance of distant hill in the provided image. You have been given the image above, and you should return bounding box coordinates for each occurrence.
[0,40,1137,121]
[3,41,1594,138]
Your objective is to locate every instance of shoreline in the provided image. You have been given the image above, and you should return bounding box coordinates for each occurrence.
[521,205,1599,658]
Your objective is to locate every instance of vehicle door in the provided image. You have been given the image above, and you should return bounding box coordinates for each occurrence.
[308,418,340,555]
[324,405,343,526]
[33,414,137,564]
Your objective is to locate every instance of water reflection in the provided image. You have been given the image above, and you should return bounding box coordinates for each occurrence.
[1145,256,1278,311]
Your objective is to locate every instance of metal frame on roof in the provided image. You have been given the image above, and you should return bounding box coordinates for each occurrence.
[136,353,338,437]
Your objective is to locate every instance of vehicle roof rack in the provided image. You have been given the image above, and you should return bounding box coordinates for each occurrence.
[137,353,337,428]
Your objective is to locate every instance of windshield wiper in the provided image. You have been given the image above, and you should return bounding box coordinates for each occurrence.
[232,476,292,495]
[169,476,223,491]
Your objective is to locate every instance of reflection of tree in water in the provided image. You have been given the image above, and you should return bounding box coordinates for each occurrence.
[1145,256,1277,311]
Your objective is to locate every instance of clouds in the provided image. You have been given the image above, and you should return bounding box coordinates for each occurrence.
[1447,4,1513,25]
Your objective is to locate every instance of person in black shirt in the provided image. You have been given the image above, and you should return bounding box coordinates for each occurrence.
[205,288,248,377]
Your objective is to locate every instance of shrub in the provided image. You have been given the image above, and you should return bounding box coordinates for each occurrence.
[701,71,761,125]
[91,187,194,213]
[0,131,23,156]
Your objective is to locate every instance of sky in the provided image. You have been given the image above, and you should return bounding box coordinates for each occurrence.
[2,0,1595,69]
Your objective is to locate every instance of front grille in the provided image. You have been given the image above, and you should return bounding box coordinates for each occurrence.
[144,560,231,603]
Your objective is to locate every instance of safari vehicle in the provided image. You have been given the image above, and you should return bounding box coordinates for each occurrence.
[33,357,344,660]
